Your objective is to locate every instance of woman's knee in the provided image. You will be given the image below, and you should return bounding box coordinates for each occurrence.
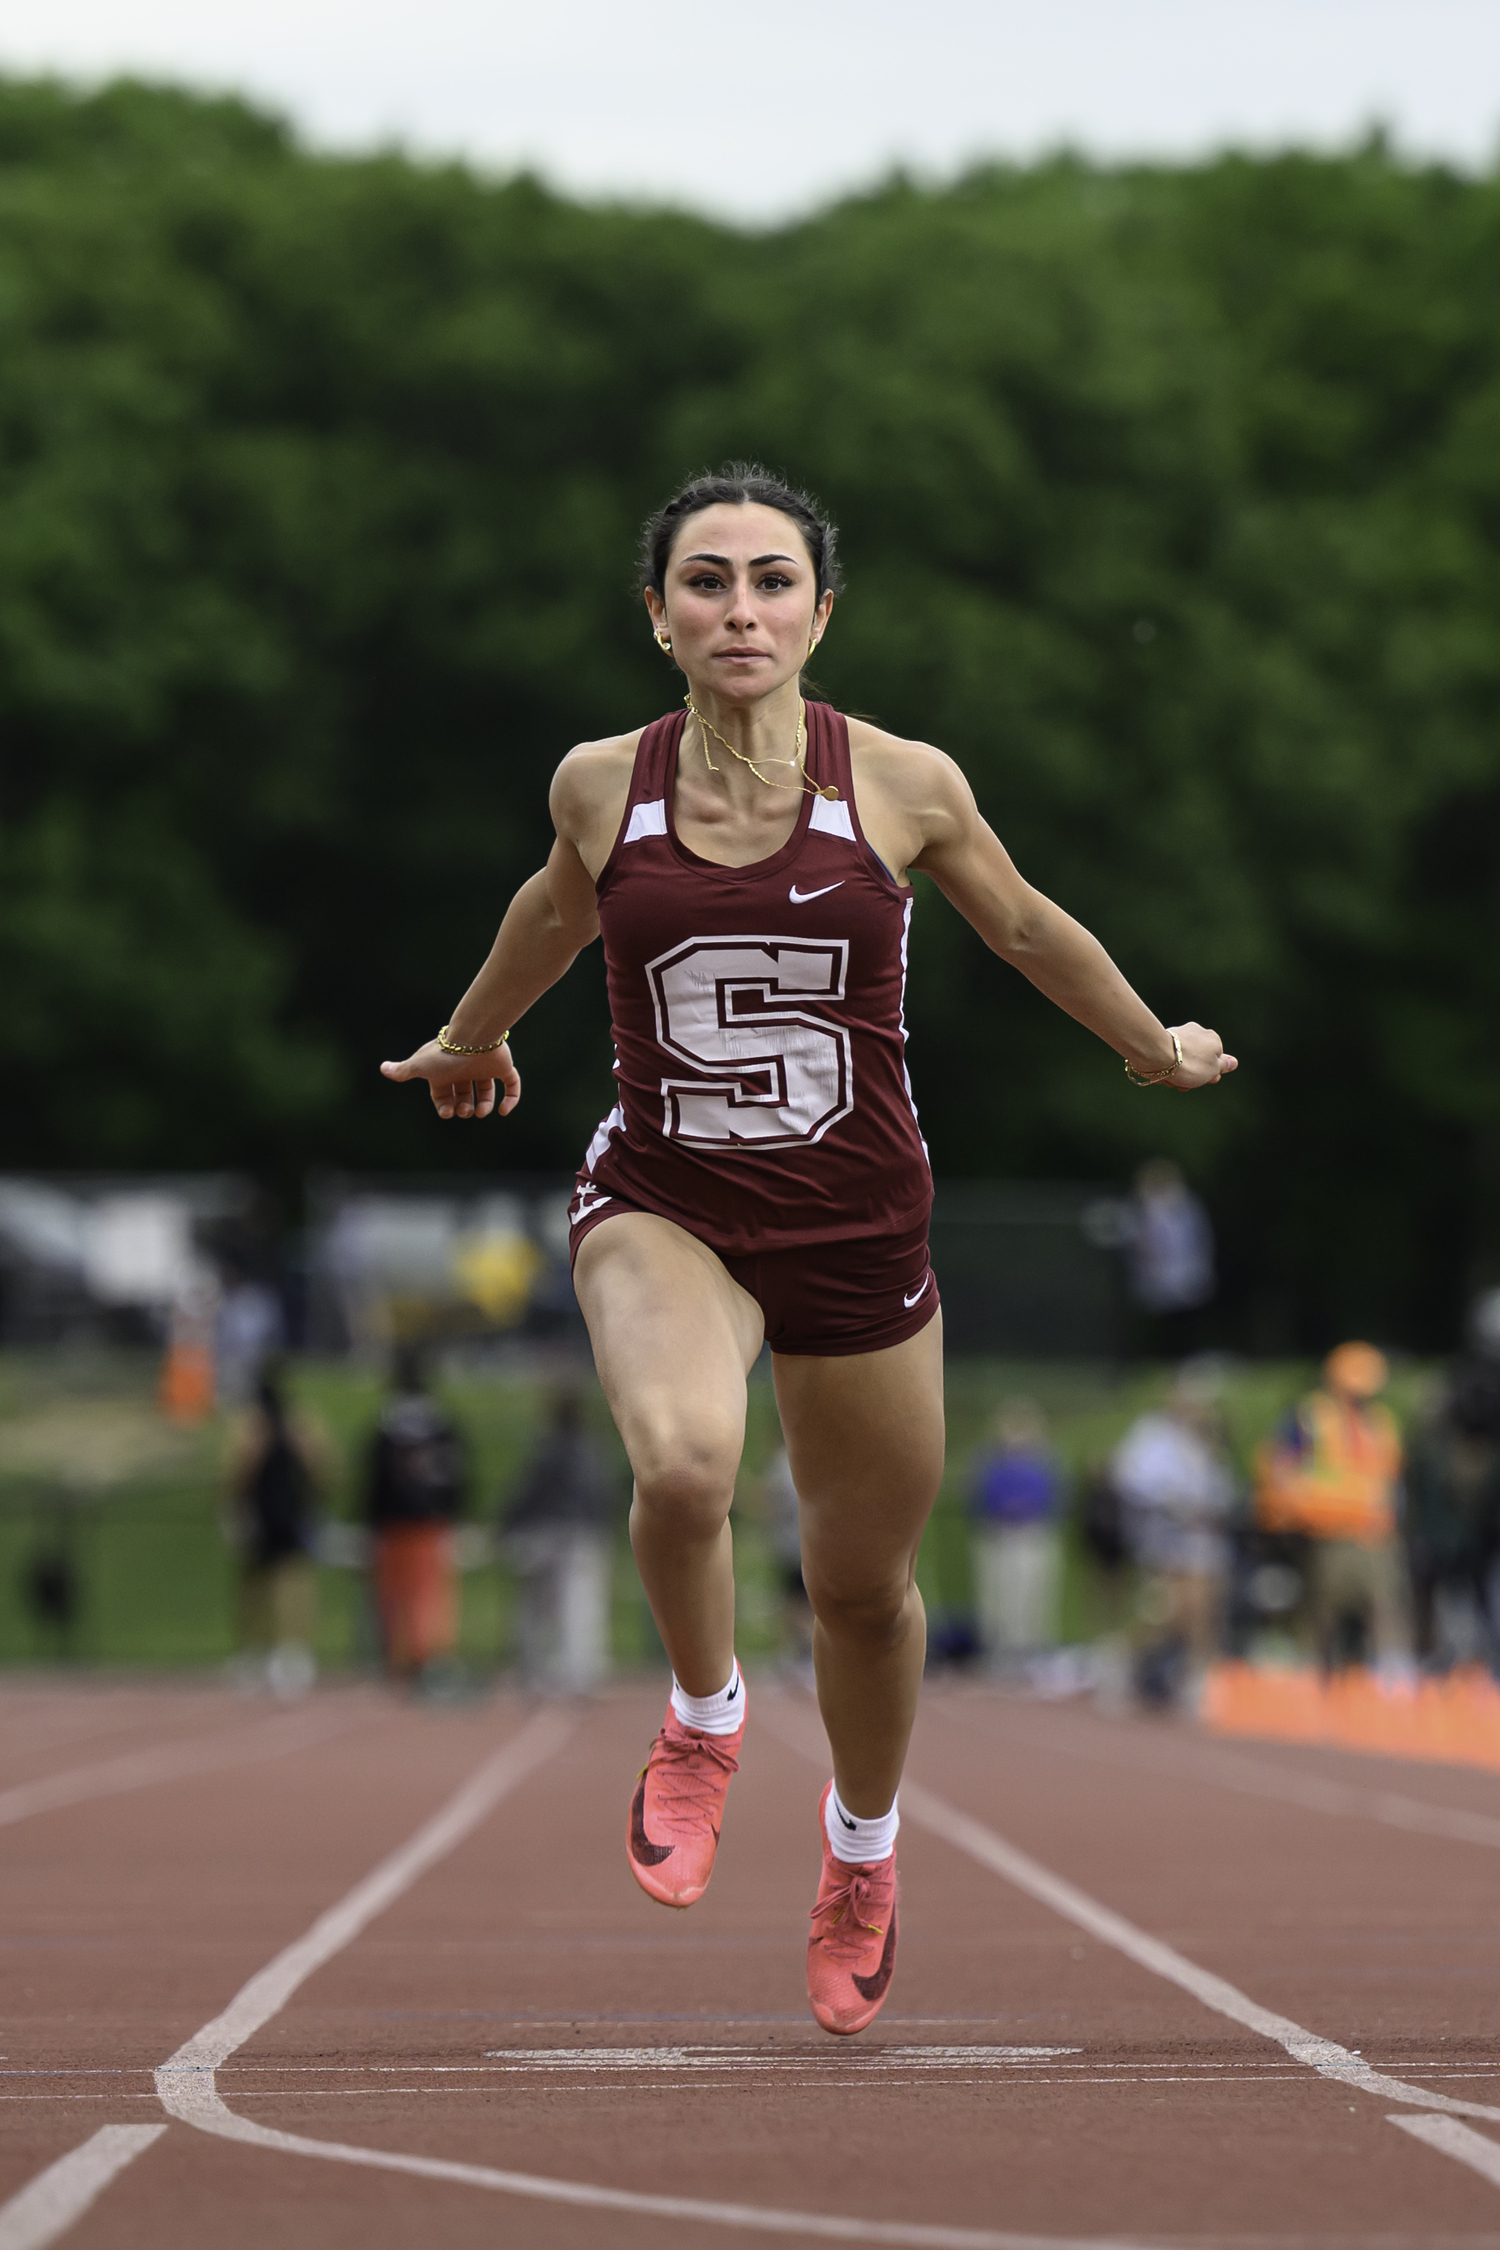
[804,1567,916,1648]
[629,1416,740,1540]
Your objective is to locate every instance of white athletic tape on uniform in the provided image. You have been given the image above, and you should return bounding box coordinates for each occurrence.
[0,1709,357,1830]
[154,1704,1166,2250]
[0,2126,166,2250]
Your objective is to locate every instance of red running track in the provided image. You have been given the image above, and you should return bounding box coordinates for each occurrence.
[1,1674,1499,2249]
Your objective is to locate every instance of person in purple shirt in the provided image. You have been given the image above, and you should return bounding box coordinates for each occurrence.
[969,1400,1065,1668]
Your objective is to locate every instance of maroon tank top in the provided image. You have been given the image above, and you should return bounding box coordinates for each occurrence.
[575,702,931,1255]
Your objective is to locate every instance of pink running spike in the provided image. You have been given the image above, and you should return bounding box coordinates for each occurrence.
[805,1780,899,2035]
[626,1698,745,1908]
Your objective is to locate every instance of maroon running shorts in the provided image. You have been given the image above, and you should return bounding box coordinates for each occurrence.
[567,1192,940,1358]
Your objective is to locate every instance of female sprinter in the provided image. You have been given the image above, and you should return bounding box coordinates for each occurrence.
[381,464,1235,2036]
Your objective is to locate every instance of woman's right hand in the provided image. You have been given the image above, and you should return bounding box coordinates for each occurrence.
[379,1039,521,1121]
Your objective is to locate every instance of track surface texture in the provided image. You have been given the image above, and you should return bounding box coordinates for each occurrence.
[1,1674,1498,2249]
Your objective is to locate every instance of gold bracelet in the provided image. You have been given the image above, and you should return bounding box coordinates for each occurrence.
[1124,1030,1182,1087]
[436,1024,510,1057]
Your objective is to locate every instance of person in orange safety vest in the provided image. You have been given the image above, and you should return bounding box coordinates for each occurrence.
[1255,1342,1410,1671]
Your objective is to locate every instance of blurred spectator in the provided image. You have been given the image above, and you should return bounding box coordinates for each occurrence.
[967,1401,1063,1668]
[1078,1458,1130,1577]
[364,1346,467,1682]
[760,1444,814,1670]
[1255,1342,1409,1674]
[1076,1455,1134,1642]
[215,1267,285,1408]
[1404,1308,1500,1668]
[159,1271,219,1425]
[503,1387,615,1693]
[224,1362,329,1695]
[23,1527,81,1659]
[1125,1161,1216,1357]
[1112,1374,1234,1701]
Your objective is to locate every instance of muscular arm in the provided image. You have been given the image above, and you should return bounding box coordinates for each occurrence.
[379,755,608,1121]
[893,743,1234,1089]
[449,839,599,1046]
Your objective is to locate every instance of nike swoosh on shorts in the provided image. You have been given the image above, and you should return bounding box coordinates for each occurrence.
[789,881,843,903]
[903,1274,931,1309]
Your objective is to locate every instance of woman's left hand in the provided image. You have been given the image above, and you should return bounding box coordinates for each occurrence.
[1166,1023,1237,1090]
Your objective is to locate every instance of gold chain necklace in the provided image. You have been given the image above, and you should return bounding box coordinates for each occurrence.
[684,696,838,802]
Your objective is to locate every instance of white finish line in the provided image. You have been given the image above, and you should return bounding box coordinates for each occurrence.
[0,2126,165,2250]
[477,2046,1078,2071]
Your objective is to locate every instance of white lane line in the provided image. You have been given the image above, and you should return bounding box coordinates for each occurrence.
[933,1700,1500,1852]
[157,1708,576,2082]
[893,1777,1500,2127]
[0,1705,149,1767]
[800,1697,1500,2212]
[1387,2115,1500,2185]
[759,1686,1500,2214]
[153,1707,1166,2250]
[0,1713,569,2250]
[0,1709,359,1830]
[154,2114,1163,2250]
[0,2126,166,2250]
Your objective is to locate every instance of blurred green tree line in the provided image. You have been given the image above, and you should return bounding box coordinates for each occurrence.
[3,77,1499,1346]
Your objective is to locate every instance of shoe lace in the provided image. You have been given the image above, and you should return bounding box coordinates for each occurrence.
[646,1729,740,1832]
[809,1862,889,1960]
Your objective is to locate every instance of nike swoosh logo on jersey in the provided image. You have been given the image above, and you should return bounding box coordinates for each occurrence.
[789,881,844,904]
[903,1274,931,1309]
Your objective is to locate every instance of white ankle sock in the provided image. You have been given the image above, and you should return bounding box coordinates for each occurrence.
[670,1662,744,1737]
[824,1783,899,1865]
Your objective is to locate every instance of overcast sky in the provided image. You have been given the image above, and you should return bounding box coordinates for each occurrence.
[2,0,1497,221]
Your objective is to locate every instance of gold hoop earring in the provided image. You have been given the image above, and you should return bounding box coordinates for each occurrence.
[654,630,672,654]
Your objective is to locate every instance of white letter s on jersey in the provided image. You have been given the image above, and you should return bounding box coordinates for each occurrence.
[646,937,854,1147]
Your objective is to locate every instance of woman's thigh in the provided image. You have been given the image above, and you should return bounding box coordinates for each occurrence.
[573,1212,765,1501]
[772,1313,945,1601]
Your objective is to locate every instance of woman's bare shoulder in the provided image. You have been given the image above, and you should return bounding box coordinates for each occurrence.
[549,728,643,833]
[555,727,643,789]
[845,716,972,814]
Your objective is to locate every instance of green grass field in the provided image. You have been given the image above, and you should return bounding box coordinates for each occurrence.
[0,1349,1435,1673]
